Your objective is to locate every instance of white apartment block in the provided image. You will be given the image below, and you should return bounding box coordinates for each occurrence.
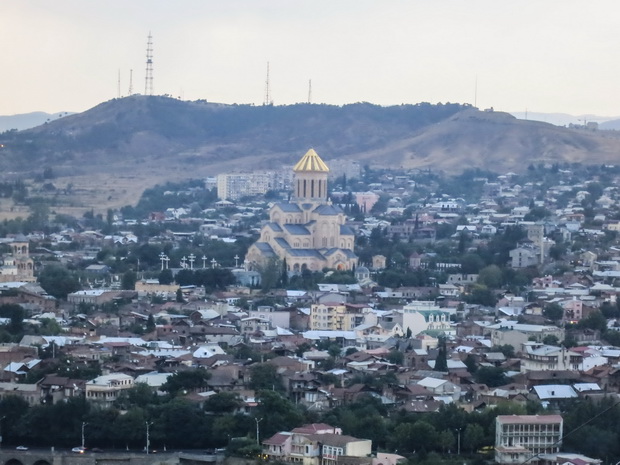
[217,171,289,200]
[495,415,563,465]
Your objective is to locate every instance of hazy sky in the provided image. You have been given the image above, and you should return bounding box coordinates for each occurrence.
[2,0,619,116]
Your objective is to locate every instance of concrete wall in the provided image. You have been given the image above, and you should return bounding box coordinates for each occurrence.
[0,450,219,465]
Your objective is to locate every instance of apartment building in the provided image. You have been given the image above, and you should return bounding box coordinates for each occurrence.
[495,415,563,465]
[217,171,288,200]
[310,304,363,331]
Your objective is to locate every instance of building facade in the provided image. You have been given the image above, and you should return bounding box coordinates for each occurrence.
[246,149,358,272]
[0,241,35,283]
[217,171,289,201]
[495,415,563,465]
[310,304,364,331]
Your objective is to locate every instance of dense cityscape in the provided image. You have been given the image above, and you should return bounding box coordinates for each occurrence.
[0,150,619,465]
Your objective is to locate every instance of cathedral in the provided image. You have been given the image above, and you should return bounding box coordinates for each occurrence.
[245,149,358,273]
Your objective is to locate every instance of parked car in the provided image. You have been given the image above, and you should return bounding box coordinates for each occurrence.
[71,447,86,454]
[16,446,28,451]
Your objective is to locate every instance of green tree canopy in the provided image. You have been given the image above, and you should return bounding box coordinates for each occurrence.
[161,369,211,397]
[38,264,81,299]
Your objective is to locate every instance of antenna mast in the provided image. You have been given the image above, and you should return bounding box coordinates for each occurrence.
[308,79,312,104]
[117,70,121,98]
[145,32,154,95]
[129,69,134,95]
[263,62,272,105]
[474,75,478,108]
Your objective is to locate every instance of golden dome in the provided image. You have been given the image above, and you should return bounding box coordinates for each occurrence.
[293,149,330,172]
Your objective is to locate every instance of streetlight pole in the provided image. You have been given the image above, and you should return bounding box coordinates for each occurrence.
[456,428,461,455]
[81,422,88,449]
[146,421,153,454]
[0,416,6,449]
[255,417,263,445]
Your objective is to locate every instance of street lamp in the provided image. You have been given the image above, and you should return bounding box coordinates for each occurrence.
[81,422,88,449]
[0,416,6,449]
[255,417,263,445]
[455,428,462,455]
[146,421,153,454]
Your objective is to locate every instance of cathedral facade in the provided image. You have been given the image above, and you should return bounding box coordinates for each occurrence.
[245,149,358,273]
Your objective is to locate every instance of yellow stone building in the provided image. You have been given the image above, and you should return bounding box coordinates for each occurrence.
[246,149,358,273]
[0,241,35,283]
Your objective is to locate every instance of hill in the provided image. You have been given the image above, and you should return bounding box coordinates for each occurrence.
[1,95,620,212]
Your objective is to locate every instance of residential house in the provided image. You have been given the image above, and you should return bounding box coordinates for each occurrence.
[85,373,134,407]
[520,343,582,373]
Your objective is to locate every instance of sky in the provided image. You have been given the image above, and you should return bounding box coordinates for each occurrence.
[2,0,620,117]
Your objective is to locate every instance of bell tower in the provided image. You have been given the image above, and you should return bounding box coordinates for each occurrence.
[293,148,329,203]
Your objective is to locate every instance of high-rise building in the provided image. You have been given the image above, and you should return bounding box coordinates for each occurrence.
[217,171,288,201]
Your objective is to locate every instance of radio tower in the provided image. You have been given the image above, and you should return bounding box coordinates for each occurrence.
[128,69,134,95]
[117,70,121,98]
[145,32,154,95]
[263,62,272,105]
[307,79,312,104]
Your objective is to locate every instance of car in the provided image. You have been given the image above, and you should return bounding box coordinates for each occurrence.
[91,448,103,453]
[71,447,86,454]
[16,446,28,451]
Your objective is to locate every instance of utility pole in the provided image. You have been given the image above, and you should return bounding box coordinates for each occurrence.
[0,416,6,449]
[255,417,263,445]
[81,422,88,449]
[146,421,153,454]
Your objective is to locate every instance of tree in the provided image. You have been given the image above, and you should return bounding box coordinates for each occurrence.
[38,264,81,299]
[204,391,242,414]
[387,349,404,365]
[114,383,159,409]
[478,265,503,288]
[543,335,559,346]
[158,268,173,285]
[578,310,607,332]
[254,390,304,440]
[434,337,448,371]
[248,363,282,391]
[437,429,455,454]
[259,257,282,292]
[0,304,25,336]
[463,423,485,453]
[475,366,508,387]
[460,253,484,274]
[161,369,211,397]
[493,344,515,358]
[121,270,136,290]
[465,285,498,306]
[464,354,478,374]
[543,303,564,321]
[146,314,156,333]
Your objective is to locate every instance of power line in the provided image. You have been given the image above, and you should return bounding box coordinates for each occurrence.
[516,398,620,465]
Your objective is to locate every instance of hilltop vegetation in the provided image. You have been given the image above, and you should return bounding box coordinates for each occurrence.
[1,96,620,214]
